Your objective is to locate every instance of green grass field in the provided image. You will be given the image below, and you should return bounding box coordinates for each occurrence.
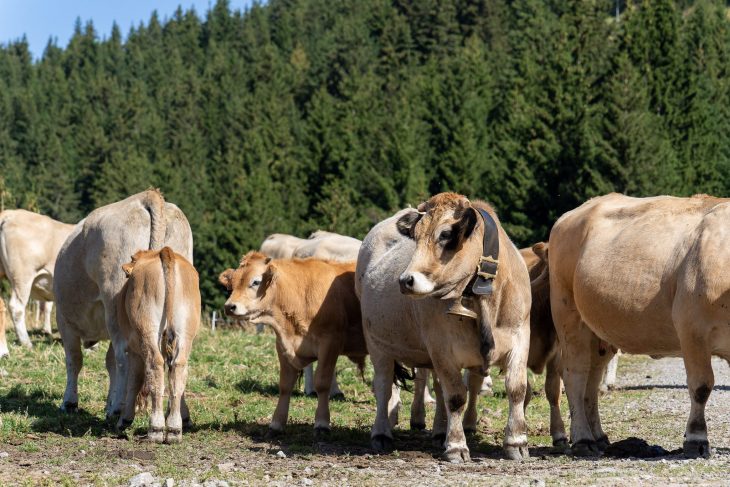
[2,326,726,486]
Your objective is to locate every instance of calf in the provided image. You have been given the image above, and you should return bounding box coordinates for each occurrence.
[116,247,201,444]
[219,252,366,435]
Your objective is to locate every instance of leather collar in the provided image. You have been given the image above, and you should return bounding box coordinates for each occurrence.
[466,208,500,296]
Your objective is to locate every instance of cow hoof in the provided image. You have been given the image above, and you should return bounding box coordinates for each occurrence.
[266,428,283,439]
[551,438,570,454]
[116,418,133,433]
[504,444,530,461]
[371,434,394,453]
[569,440,601,457]
[105,410,121,422]
[410,421,426,431]
[20,341,33,350]
[443,446,470,463]
[683,440,711,459]
[306,391,317,398]
[148,427,165,444]
[432,433,446,448]
[165,428,182,444]
[60,402,78,413]
[595,435,610,451]
[314,426,330,440]
[182,417,193,432]
[330,392,346,401]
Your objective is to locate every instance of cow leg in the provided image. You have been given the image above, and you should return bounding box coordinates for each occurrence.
[142,341,166,444]
[181,393,192,430]
[370,352,395,452]
[59,323,82,412]
[431,373,447,446]
[304,364,315,397]
[430,363,470,463]
[166,345,191,444]
[410,368,428,430]
[0,298,8,358]
[584,347,614,450]
[40,301,53,336]
[679,332,714,458]
[545,353,568,450]
[463,368,483,434]
[117,351,144,434]
[269,343,299,434]
[601,352,620,393]
[313,347,339,436]
[105,342,118,418]
[502,323,530,461]
[8,282,32,348]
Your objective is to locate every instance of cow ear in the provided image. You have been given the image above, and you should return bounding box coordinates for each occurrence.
[396,210,421,238]
[454,206,478,243]
[122,262,135,278]
[218,269,234,291]
[532,242,548,263]
[264,257,271,264]
[261,263,276,289]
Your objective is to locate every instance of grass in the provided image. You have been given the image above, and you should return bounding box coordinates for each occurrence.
[0,326,728,485]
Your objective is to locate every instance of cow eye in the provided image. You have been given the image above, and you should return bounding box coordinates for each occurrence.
[439,230,452,242]
[250,277,262,288]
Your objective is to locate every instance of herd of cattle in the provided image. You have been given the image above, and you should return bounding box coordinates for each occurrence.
[0,189,727,462]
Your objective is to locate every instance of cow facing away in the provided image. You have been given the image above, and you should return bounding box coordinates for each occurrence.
[54,189,193,418]
[219,252,366,436]
[0,210,74,355]
[549,193,730,458]
[116,247,201,443]
[357,194,531,462]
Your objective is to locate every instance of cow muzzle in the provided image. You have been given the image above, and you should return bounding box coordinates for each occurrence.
[224,302,247,317]
[398,271,435,296]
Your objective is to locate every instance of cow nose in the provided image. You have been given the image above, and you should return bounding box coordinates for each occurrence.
[224,303,237,315]
[399,273,415,293]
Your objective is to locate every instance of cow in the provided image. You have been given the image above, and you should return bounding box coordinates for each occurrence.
[219,252,367,436]
[54,189,193,418]
[0,209,75,354]
[357,192,532,462]
[116,247,200,443]
[258,231,361,399]
[548,193,730,458]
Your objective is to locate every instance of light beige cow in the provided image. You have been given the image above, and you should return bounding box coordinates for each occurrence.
[54,189,193,418]
[549,193,730,458]
[357,192,532,462]
[259,233,308,259]
[220,252,366,436]
[116,247,201,443]
[0,209,74,354]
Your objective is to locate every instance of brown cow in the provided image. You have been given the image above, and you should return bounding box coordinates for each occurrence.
[549,193,730,457]
[116,247,201,444]
[219,252,366,435]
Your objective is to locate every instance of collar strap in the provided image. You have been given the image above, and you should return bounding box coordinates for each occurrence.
[470,208,500,296]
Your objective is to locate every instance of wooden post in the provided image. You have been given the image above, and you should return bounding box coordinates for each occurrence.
[211,311,217,332]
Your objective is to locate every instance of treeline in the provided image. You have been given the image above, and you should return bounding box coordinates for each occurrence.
[1,0,729,307]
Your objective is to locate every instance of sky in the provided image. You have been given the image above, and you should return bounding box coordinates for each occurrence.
[0,1,253,58]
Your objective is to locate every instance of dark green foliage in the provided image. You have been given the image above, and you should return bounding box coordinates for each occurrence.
[0,0,728,308]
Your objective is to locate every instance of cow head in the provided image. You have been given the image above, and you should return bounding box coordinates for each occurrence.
[218,251,276,322]
[396,192,483,299]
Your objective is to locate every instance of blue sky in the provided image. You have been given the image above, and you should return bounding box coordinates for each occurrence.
[0,1,253,58]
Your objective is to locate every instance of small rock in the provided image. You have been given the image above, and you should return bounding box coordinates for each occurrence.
[304,467,312,475]
[0,452,8,459]
[276,450,287,458]
[217,462,235,472]
[531,480,546,487]
[302,479,313,486]
[80,450,86,456]
[165,479,174,487]
[129,472,156,487]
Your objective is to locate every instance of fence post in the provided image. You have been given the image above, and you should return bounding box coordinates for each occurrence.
[211,311,217,333]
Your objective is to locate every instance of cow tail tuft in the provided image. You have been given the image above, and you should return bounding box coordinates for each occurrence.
[393,361,415,392]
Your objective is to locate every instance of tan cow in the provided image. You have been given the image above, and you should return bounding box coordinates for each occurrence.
[219,252,366,435]
[0,209,74,354]
[358,192,532,462]
[54,189,193,418]
[116,247,200,443]
[548,193,730,458]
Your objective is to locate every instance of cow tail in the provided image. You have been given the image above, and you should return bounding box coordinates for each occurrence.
[393,361,415,392]
[478,300,495,375]
[142,188,166,250]
[159,247,178,369]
